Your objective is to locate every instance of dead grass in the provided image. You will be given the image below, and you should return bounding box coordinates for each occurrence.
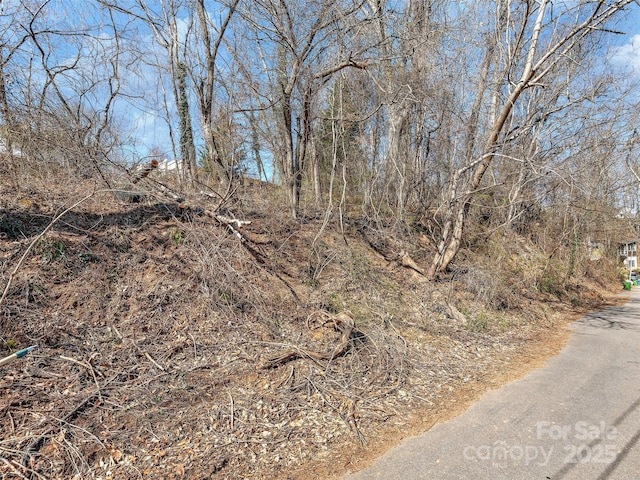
[0,175,624,479]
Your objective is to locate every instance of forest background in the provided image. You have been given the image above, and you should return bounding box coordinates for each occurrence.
[2,0,640,268]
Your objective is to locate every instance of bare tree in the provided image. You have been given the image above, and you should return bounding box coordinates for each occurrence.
[239,0,368,217]
[427,0,636,279]
[191,0,240,184]
[0,0,133,186]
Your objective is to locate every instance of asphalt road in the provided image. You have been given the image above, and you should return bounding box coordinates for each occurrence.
[344,288,640,480]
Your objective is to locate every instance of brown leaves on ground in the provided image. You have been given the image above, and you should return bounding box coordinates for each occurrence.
[0,184,622,479]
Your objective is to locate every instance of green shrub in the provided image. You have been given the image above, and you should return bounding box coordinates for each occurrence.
[37,237,66,263]
[537,272,564,297]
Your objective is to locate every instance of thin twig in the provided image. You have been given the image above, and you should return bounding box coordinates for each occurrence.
[8,411,15,434]
[60,355,103,402]
[144,351,165,371]
[131,340,166,371]
[0,456,29,480]
[228,391,234,432]
[188,333,198,360]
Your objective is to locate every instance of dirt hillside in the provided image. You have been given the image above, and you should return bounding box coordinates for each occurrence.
[0,179,623,479]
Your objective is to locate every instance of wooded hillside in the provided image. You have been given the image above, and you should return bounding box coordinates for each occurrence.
[2,1,640,274]
[1,1,639,478]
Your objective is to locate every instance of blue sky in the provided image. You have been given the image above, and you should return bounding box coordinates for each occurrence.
[5,0,638,162]
[124,2,640,161]
[609,6,640,69]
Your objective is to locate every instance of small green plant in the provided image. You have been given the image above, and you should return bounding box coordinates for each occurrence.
[37,237,66,263]
[219,290,233,304]
[168,226,185,245]
[106,268,119,284]
[108,331,123,345]
[537,272,564,297]
[79,251,100,263]
[4,339,18,352]
[468,311,489,332]
[326,293,345,313]
[109,228,131,252]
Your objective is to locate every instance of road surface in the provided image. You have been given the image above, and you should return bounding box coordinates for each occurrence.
[344,288,640,479]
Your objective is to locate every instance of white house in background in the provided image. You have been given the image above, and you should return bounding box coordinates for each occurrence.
[133,158,179,174]
[156,158,179,173]
[616,207,637,219]
[0,138,24,157]
[619,239,638,270]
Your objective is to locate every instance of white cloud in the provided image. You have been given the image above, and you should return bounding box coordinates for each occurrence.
[130,110,172,153]
[610,34,640,74]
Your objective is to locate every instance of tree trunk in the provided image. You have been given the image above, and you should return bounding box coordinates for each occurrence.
[311,133,321,204]
[386,102,408,220]
[176,62,196,183]
[428,0,549,279]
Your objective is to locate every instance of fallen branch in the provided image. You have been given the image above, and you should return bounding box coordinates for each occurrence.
[131,159,158,184]
[175,199,256,244]
[214,213,251,241]
[446,299,468,325]
[261,312,357,369]
[400,251,426,276]
[130,170,267,247]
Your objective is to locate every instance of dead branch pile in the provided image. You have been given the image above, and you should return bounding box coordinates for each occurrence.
[262,311,359,368]
[0,175,577,479]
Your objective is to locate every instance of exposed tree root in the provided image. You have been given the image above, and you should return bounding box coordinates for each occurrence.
[262,311,359,369]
